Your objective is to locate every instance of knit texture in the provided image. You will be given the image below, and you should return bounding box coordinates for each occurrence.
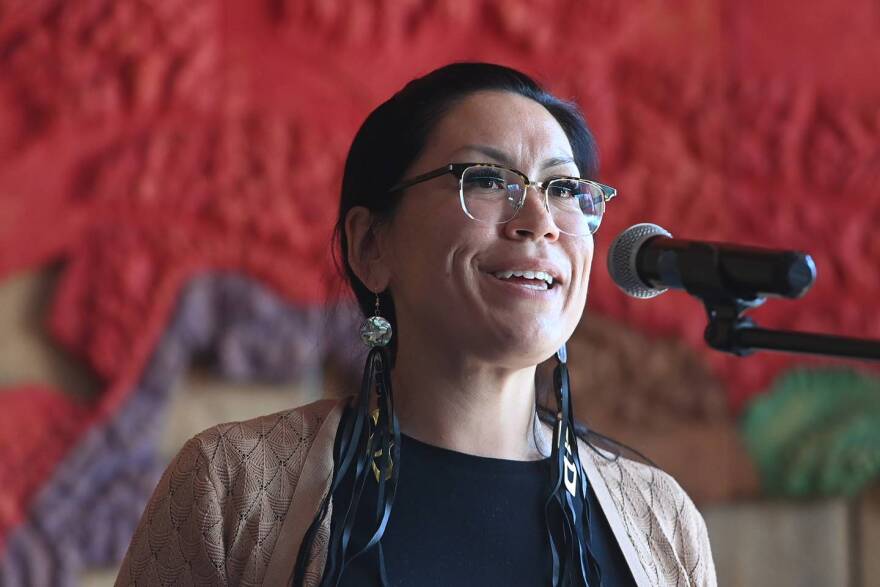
[117,399,716,586]
[116,407,331,586]
[586,446,717,586]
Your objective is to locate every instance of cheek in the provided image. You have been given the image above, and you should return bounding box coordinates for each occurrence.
[569,240,595,300]
[387,215,461,289]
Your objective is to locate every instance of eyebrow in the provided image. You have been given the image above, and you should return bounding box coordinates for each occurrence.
[454,145,576,171]
[542,155,576,169]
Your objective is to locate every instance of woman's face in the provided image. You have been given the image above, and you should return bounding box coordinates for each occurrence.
[377,90,594,368]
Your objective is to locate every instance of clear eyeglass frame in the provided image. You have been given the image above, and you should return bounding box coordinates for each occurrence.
[387,162,617,236]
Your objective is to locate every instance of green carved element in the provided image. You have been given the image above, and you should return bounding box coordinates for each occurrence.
[741,368,880,497]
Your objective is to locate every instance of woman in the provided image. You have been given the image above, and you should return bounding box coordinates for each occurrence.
[116,63,716,586]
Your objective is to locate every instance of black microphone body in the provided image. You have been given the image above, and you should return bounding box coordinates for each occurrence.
[607,224,880,362]
[608,223,817,301]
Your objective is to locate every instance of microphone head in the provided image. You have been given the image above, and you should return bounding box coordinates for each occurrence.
[607,223,673,298]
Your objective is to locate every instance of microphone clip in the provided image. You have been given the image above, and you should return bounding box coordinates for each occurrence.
[702,297,762,357]
[673,241,765,356]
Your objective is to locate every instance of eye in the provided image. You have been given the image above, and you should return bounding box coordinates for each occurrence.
[464,172,508,192]
[547,179,580,199]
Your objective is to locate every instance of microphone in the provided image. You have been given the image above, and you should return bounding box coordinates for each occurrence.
[607,223,817,300]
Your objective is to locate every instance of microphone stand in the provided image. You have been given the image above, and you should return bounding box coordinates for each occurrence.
[702,298,880,360]
[678,244,880,361]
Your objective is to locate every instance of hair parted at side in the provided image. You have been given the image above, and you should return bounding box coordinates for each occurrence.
[334,61,599,359]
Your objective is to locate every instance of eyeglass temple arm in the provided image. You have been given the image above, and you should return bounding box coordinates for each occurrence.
[599,184,617,202]
[388,165,458,193]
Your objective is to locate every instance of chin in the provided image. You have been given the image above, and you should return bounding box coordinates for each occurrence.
[488,334,564,367]
[446,309,574,364]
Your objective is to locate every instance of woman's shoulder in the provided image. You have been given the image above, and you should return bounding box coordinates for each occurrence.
[578,440,717,586]
[580,442,690,505]
[185,397,344,460]
[116,397,346,586]
[579,440,706,533]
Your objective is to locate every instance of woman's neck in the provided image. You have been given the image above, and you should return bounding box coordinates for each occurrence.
[387,343,552,461]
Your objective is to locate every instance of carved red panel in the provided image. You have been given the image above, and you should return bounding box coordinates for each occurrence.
[0,0,879,566]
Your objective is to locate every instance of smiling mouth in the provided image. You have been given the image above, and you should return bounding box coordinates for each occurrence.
[490,270,557,290]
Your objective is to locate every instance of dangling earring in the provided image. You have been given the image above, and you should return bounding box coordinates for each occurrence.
[360,294,393,347]
[544,342,603,586]
[361,295,395,483]
[320,293,400,587]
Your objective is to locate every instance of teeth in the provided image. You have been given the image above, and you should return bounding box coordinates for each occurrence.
[492,270,555,286]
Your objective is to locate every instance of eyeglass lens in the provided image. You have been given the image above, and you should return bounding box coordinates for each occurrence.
[459,165,603,235]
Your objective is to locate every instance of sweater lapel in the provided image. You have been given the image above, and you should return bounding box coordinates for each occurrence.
[580,445,654,587]
[265,398,346,586]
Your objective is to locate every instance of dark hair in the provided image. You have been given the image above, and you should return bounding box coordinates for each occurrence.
[334,61,599,360]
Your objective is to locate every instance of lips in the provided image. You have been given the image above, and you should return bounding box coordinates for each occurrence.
[480,260,567,297]
[482,260,565,288]
[493,269,554,287]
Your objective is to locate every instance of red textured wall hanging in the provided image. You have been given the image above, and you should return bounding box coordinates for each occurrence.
[0,0,879,580]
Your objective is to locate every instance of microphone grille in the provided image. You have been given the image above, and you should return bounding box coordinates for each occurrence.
[607,223,673,299]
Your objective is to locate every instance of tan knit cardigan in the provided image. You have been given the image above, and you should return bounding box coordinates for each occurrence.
[116,398,717,586]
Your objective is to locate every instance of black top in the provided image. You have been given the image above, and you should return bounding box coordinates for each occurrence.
[327,426,636,586]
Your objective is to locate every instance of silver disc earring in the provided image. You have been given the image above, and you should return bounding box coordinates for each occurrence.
[360,294,392,347]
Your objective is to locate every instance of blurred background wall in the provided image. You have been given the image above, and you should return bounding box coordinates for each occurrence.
[0,0,879,585]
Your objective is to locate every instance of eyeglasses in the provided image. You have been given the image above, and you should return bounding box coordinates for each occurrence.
[388,163,617,236]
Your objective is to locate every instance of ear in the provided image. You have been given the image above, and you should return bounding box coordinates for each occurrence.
[345,206,392,294]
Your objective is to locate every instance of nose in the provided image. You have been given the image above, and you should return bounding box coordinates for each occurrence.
[502,185,560,241]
